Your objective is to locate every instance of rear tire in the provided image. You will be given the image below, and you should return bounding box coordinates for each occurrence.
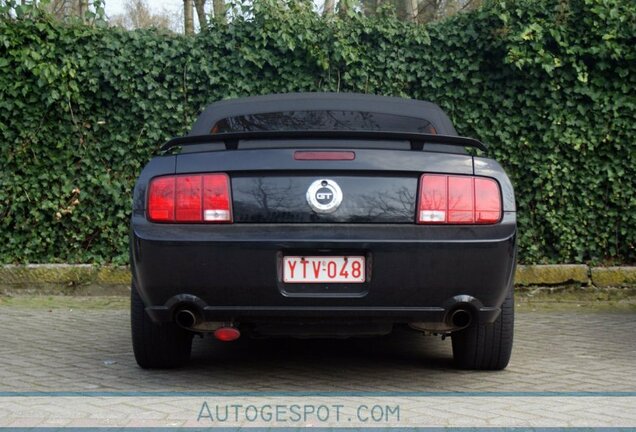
[131,282,193,369]
[451,289,514,370]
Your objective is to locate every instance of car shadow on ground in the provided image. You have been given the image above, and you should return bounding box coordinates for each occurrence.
[124,325,476,393]
[186,326,455,372]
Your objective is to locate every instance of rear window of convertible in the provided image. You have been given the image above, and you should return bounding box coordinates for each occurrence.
[211,110,437,134]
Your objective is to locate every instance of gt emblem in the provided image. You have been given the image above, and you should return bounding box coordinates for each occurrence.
[306,179,343,214]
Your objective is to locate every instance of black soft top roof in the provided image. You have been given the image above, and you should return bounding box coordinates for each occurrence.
[189,92,458,136]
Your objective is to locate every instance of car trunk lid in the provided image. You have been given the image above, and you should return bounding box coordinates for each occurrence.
[175,145,474,224]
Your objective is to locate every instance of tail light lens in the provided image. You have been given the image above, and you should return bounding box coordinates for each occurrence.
[417,174,501,224]
[148,173,232,223]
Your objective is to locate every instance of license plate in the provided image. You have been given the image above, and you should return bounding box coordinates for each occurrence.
[283,256,366,283]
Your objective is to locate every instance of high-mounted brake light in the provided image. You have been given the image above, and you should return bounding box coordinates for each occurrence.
[148,173,232,223]
[417,174,501,224]
[294,151,355,161]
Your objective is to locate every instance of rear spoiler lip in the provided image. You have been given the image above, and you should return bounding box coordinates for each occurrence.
[160,130,487,152]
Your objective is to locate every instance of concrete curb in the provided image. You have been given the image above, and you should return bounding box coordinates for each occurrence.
[0,264,131,296]
[591,266,636,288]
[0,264,635,295]
[514,264,589,286]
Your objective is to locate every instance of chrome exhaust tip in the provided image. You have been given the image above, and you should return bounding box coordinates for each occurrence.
[175,309,197,329]
[449,308,472,329]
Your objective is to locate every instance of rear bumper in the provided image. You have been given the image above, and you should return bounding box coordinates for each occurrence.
[131,213,516,325]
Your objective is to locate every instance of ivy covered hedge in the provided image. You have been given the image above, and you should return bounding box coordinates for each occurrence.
[1,0,634,265]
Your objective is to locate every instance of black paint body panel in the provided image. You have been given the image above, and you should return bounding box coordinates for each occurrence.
[132,215,516,306]
[130,93,517,331]
[231,174,417,223]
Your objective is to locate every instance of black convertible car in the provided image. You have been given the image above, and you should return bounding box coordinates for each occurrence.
[130,93,516,370]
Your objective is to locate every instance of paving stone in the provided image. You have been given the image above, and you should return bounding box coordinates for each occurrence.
[0,307,634,427]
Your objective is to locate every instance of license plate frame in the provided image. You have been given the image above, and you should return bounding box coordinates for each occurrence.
[282,255,366,284]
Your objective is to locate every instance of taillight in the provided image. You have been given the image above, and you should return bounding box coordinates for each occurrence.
[147,177,175,222]
[148,173,232,223]
[417,174,501,224]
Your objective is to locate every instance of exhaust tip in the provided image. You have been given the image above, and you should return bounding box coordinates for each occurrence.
[175,309,197,329]
[450,309,472,328]
[214,327,241,342]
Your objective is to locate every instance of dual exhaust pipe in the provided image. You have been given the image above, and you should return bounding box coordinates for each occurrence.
[175,305,472,338]
[175,308,240,341]
[175,309,197,329]
[448,308,472,329]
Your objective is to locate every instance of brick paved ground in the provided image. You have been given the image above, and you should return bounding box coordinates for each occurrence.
[0,307,634,392]
[0,305,634,427]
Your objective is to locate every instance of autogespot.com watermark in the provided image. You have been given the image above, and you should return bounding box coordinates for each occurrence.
[197,401,400,424]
